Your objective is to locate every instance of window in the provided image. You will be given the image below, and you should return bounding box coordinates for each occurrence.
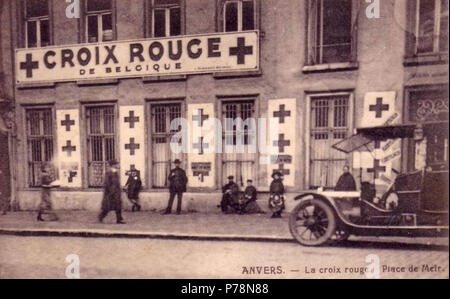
[26,108,54,187]
[309,95,351,189]
[149,103,183,188]
[86,106,117,187]
[415,0,449,54]
[221,100,256,187]
[222,0,255,32]
[407,86,449,171]
[307,0,355,65]
[85,0,114,43]
[150,0,182,37]
[24,0,50,48]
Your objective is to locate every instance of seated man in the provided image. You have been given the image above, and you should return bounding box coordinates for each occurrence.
[335,165,357,191]
[240,179,265,214]
[220,176,240,214]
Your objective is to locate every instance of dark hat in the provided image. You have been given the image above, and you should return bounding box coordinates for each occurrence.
[272,171,282,178]
[247,179,253,183]
[227,175,234,180]
[173,159,181,164]
[108,159,119,166]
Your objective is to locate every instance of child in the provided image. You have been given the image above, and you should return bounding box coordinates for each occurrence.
[241,179,264,214]
[37,163,59,221]
[269,171,285,218]
[124,168,142,212]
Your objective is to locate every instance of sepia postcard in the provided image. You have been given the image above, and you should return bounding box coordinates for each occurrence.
[0,0,448,285]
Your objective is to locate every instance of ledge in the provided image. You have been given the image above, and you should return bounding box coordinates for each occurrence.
[213,69,262,79]
[16,82,56,89]
[76,78,119,86]
[403,53,449,67]
[302,62,359,73]
[142,74,187,83]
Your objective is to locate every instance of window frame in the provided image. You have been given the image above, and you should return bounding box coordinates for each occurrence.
[82,102,119,188]
[23,105,56,188]
[305,0,359,67]
[305,91,354,189]
[146,98,186,189]
[217,95,259,188]
[146,0,185,38]
[414,0,448,55]
[405,0,449,65]
[217,0,259,32]
[80,0,117,43]
[21,0,53,48]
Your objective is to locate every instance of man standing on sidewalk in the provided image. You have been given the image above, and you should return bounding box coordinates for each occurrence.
[99,160,125,224]
[164,159,188,215]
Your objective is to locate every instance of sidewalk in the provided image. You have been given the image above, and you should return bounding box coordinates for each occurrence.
[0,211,448,246]
[0,210,294,242]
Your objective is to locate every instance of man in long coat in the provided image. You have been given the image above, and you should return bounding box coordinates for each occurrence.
[164,159,188,215]
[98,160,125,224]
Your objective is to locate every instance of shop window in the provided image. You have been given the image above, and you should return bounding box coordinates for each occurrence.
[85,0,115,43]
[26,108,54,187]
[149,103,183,188]
[221,100,256,187]
[309,95,351,189]
[86,105,117,187]
[24,0,50,48]
[407,86,449,171]
[306,0,357,65]
[149,0,182,37]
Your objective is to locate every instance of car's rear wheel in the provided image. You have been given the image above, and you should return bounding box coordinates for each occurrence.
[289,199,336,246]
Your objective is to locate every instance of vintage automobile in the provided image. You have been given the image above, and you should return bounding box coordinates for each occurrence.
[289,122,449,246]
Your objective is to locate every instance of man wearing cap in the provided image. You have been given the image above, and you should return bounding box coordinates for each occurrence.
[220,175,240,213]
[99,159,125,224]
[164,159,188,215]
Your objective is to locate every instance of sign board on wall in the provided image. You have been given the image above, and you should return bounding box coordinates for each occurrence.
[16,31,259,84]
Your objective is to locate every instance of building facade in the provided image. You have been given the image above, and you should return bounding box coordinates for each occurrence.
[1,0,448,211]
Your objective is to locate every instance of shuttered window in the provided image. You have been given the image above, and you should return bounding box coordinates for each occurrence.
[222,100,256,187]
[150,103,183,188]
[86,106,116,187]
[310,95,350,188]
[26,108,54,187]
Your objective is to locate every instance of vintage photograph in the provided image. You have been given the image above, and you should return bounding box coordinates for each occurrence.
[0,0,448,282]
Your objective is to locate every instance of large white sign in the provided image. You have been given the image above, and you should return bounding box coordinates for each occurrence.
[16,31,259,84]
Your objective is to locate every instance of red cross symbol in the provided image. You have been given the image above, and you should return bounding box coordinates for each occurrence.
[20,53,39,78]
[125,138,140,155]
[369,97,389,118]
[229,37,253,65]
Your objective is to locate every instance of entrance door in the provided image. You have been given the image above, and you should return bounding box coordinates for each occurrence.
[150,103,182,188]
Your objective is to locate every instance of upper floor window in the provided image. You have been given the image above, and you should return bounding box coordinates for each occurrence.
[150,0,182,37]
[416,0,448,54]
[307,0,356,65]
[24,0,50,48]
[223,0,255,32]
[86,0,115,43]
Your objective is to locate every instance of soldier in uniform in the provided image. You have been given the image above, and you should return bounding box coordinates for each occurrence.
[98,160,125,224]
[37,163,59,221]
[164,159,188,215]
[269,171,285,218]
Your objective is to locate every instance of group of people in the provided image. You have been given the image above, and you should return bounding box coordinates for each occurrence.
[219,171,286,218]
[36,158,289,223]
[36,162,359,223]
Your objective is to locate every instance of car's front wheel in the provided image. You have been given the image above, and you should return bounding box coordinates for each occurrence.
[289,199,336,246]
